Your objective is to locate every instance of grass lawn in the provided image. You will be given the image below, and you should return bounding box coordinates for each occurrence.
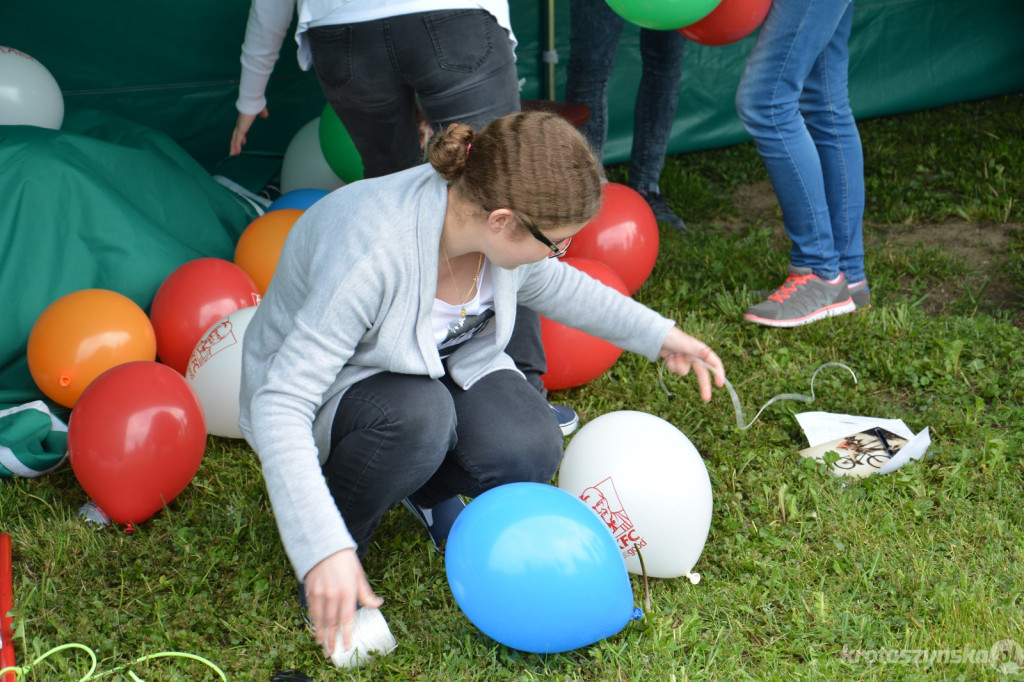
[2,93,1023,681]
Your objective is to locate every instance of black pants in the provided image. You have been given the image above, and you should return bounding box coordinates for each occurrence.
[322,370,563,555]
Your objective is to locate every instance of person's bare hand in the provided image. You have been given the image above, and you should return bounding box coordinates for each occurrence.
[230,108,268,156]
[303,549,383,654]
[658,328,725,402]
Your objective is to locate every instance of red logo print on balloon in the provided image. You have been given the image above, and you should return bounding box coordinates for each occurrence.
[580,477,647,559]
[186,319,240,380]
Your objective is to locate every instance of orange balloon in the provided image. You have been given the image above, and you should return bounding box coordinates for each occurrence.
[27,289,157,407]
[234,208,303,295]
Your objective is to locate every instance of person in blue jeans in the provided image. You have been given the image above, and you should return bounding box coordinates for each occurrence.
[564,0,688,232]
[737,0,869,327]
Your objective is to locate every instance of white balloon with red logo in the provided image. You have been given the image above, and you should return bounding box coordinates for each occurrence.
[557,410,713,580]
[184,305,257,439]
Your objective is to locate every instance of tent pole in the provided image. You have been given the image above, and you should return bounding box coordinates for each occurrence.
[544,0,556,101]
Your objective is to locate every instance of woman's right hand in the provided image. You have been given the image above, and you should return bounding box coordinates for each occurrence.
[303,549,384,654]
[230,108,268,156]
[658,328,726,403]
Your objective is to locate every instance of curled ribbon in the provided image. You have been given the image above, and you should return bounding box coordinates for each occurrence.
[0,643,227,681]
[659,359,858,430]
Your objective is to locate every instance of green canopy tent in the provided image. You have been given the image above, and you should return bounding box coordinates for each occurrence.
[6,0,1022,171]
[2,0,1023,406]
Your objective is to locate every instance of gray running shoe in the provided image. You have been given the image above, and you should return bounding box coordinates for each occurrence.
[848,279,871,309]
[744,265,855,327]
[756,276,872,309]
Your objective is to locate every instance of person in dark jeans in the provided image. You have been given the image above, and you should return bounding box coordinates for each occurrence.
[565,0,688,232]
[229,1,578,621]
[239,112,726,656]
[230,3,573,426]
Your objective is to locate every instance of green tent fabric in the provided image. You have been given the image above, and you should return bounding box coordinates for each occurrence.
[7,1,1023,178]
[0,401,68,477]
[1,108,259,409]
[2,0,1022,408]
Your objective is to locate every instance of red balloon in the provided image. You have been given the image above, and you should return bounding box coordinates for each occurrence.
[678,0,771,46]
[568,183,659,295]
[541,258,630,392]
[149,258,261,375]
[68,361,207,525]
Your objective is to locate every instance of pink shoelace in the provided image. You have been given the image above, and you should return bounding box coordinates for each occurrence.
[768,273,816,302]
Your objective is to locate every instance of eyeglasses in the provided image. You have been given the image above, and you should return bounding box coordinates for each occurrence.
[507,210,574,258]
[528,225,573,258]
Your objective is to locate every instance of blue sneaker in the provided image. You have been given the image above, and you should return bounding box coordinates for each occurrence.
[402,496,466,551]
[550,403,579,437]
[297,582,314,631]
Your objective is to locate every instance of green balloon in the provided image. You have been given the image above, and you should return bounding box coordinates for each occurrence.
[318,104,365,183]
[604,0,723,30]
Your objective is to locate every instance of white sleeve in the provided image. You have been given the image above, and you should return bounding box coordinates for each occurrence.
[236,0,299,115]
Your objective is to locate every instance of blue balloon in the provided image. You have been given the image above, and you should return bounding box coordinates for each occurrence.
[267,188,329,212]
[445,482,635,653]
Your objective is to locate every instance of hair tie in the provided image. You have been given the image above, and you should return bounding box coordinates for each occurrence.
[466,142,472,156]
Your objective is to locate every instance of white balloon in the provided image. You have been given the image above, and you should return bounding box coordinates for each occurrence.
[184,306,258,439]
[0,46,64,129]
[280,117,346,194]
[558,410,713,579]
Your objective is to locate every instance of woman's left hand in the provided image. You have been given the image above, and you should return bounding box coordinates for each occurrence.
[658,328,725,402]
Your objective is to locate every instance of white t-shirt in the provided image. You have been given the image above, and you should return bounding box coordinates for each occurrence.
[237,0,516,115]
[433,259,495,358]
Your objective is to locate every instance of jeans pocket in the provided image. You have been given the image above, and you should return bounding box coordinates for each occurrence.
[307,25,354,89]
[422,10,494,73]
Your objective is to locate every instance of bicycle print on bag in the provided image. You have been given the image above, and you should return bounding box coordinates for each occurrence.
[798,427,909,478]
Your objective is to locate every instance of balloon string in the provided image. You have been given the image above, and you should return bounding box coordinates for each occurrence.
[658,360,857,430]
[633,544,651,612]
[0,643,227,681]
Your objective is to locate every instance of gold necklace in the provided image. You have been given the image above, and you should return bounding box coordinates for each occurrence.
[441,244,484,320]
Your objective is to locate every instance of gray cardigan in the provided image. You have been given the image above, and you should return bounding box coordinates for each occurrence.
[239,164,674,581]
